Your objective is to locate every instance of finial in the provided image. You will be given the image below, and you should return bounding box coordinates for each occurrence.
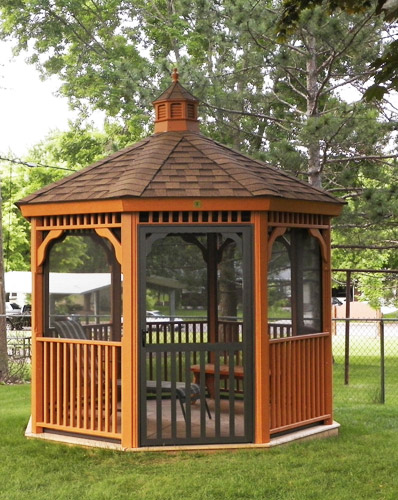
[172,68,179,83]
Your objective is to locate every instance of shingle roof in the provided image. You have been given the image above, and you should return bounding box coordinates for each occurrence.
[19,131,341,205]
[153,68,199,103]
[153,81,199,103]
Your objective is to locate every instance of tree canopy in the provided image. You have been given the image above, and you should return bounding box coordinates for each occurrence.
[278,0,398,99]
[1,0,398,305]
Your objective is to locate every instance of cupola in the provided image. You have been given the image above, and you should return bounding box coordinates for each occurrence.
[153,68,200,133]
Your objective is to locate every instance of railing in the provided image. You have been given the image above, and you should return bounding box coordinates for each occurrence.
[7,335,32,359]
[269,332,330,434]
[145,320,244,388]
[268,322,293,339]
[81,323,113,341]
[37,337,121,439]
[142,337,247,445]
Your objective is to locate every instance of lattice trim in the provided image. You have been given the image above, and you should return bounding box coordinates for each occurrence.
[37,213,122,230]
[139,211,252,224]
[268,211,329,228]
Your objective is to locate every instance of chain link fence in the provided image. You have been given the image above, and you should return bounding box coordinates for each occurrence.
[5,320,398,406]
[333,318,398,405]
[7,332,32,360]
[5,329,32,383]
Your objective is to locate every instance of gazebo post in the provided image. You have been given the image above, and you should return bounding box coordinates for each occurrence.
[121,213,140,449]
[322,226,334,424]
[253,212,270,443]
[30,219,44,434]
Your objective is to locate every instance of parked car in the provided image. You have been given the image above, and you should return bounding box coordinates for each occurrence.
[146,310,182,322]
[5,302,31,330]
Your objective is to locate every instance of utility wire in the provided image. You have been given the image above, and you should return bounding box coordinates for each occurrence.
[0,156,76,172]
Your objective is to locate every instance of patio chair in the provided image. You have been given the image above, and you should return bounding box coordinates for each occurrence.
[54,319,87,339]
[146,380,212,422]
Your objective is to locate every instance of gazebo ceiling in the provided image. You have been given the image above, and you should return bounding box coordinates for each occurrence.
[18,70,341,207]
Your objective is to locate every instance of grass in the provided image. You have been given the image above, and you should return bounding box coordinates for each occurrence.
[1,384,398,500]
[332,335,398,405]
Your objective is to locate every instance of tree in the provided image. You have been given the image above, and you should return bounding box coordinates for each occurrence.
[0,181,7,381]
[278,0,398,99]
[244,5,396,188]
[0,122,141,270]
[1,0,398,302]
[1,2,395,188]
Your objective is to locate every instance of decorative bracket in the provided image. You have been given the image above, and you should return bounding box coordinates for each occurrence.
[267,227,287,262]
[37,229,64,268]
[308,228,328,262]
[95,228,122,265]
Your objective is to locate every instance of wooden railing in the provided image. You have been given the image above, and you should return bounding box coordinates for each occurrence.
[268,322,293,339]
[81,323,113,341]
[35,321,330,441]
[269,332,330,434]
[37,337,121,439]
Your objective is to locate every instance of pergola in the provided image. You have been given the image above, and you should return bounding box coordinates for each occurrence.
[19,69,343,450]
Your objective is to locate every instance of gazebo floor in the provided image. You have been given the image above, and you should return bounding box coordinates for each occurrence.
[25,408,340,451]
[145,398,245,440]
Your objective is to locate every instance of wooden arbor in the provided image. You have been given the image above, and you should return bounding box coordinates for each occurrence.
[19,70,343,450]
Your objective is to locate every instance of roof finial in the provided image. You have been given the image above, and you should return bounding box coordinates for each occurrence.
[172,67,179,83]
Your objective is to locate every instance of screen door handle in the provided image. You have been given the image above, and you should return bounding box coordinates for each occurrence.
[142,329,148,347]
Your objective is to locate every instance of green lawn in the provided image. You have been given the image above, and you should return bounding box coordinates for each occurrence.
[1,384,398,499]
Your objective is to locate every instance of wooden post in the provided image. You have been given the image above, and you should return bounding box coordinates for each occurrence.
[253,212,270,443]
[322,226,333,424]
[31,218,44,434]
[121,213,139,449]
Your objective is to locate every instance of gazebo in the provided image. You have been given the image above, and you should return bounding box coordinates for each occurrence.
[19,70,343,450]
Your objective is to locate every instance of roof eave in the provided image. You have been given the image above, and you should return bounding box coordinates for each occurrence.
[18,195,344,219]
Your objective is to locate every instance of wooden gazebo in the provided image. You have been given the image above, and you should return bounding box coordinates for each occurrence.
[20,70,343,450]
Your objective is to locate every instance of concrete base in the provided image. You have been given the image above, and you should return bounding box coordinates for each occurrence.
[25,417,339,452]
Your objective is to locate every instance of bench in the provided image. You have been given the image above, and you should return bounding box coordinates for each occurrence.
[190,363,244,399]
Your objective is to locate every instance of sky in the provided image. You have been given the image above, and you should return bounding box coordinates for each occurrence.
[0,40,82,157]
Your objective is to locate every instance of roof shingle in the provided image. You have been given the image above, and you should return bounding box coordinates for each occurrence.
[18,131,341,206]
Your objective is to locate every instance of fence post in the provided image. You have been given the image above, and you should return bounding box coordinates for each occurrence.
[344,271,351,385]
[380,319,385,404]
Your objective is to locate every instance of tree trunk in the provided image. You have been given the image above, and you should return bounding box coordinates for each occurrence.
[306,34,322,189]
[0,184,8,382]
[218,243,237,319]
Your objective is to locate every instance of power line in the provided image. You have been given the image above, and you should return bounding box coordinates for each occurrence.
[0,156,76,172]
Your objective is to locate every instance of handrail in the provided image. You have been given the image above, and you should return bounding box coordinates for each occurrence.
[269,331,329,343]
[37,336,121,347]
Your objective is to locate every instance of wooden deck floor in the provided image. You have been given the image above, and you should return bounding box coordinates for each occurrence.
[145,398,245,440]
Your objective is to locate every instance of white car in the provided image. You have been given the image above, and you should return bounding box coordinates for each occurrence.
[146,311,182,322]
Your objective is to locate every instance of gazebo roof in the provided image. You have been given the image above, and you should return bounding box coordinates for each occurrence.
[18,70,341,207]
[19,131,340,205]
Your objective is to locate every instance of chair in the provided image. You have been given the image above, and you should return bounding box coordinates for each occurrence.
[54,319,87,339]
[175,382,212,421]
[146,380,211,421]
